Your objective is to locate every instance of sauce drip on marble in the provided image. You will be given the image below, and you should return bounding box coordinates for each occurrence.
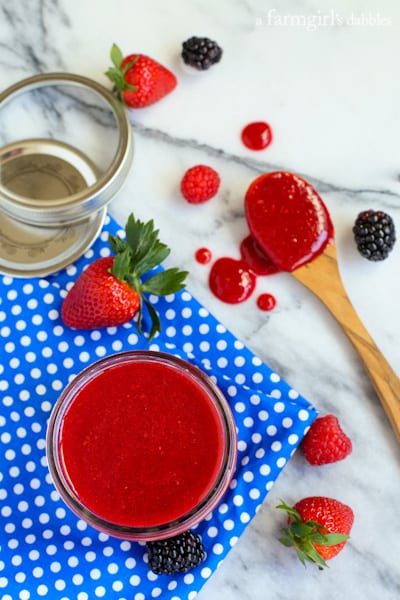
[195,247,212,265]
[241,121,273,151]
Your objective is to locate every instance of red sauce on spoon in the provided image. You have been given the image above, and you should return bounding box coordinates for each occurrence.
[240,235,279,275]
[245,171,333,272]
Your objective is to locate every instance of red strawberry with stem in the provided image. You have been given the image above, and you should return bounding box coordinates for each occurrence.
[61,213,187,339]
[302,414,352,465]
[105,43,177,108]
[277,497,354,569]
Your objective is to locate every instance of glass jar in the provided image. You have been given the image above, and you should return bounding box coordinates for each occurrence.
[46,350,237,541]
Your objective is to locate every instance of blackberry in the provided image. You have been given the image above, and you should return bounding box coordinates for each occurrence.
[181,36,222,70]
[147,530,206,575]
[352,209,396,261]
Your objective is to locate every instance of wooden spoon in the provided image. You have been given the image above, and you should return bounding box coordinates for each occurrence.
[292,241,400,440]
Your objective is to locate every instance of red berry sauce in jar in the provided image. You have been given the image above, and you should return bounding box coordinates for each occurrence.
[48,352,237,540]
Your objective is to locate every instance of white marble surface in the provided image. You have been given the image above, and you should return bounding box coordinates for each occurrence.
[1,0,400,598]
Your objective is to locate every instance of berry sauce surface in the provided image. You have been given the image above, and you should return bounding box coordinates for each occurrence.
[240,235,279,275]
[257,293,277,311]
[241,121,273,150]
[195,247,212,265]
[245,171,333,272]
[58,360,225,528]
[209,257,256,303]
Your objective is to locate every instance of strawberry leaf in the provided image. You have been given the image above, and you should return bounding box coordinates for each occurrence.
[278,534,294,548]
[106,212,188,340]
[317,533,349,546]
[290,521,313,538]
[125,215,160,264]
[134,243,170,275]
[276,501,302,522]
[143,296,161,341]
[110,43,123,69]
[110,249,131,281]
[142,268,188,296]
[105,45,138,98]
[108,233,128,255]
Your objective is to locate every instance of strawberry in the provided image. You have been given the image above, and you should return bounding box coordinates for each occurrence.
[61,213,187,339]
[277,497,354,569]
[302,415,352,465]
[105,43,177,108]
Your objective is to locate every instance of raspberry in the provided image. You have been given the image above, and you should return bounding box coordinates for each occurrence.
[352,209,396,261]
[302,415,352,466]
[180,165,220,203]
[146,530,206,575]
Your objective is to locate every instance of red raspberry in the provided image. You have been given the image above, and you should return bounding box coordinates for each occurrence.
[302,415,352,465]
[180,165,220,203]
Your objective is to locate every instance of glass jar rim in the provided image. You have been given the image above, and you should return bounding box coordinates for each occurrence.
[46,350,237,541]
[0,72,134,226]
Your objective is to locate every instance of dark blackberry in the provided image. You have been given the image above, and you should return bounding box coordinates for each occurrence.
[181,36,222,70]
[352,209,396,261]
[147,530,206,575]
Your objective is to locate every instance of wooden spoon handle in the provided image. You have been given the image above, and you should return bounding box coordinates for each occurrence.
[293,244,400,440]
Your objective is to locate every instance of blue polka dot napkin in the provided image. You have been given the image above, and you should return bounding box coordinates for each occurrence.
[0,214,317,600]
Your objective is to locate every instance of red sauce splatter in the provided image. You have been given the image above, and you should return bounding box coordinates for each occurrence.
[240,235,279,275]
[241,121,273,151]
[209,257,256,304]
[195,247,212,264]
[245,171,333,272]
[257,293,276,311]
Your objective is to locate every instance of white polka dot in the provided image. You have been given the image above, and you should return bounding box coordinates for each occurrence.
[252,372,263,384]
[233,495,244,507]
[223,519,235,530]
[234,402,246,413]
[267,425,277,436]
[68,556,79,567]
[94,585,106,597]
[217,357,228,368]
[207,526,218,538]
[249,488,261,500]
[243,471,254,483]
[201,567,212,579]
[298,409,310,421]
[85,551,97,562]
[212,543,224,555]
[237,440,247,452]
[259,464,271,476]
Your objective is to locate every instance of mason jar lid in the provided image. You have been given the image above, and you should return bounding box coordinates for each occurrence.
[0,72,134,277]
